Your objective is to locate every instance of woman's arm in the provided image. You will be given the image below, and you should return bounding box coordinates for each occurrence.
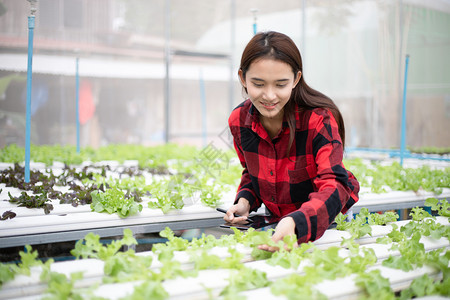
[232,138,262,210]
[257,109,358,251]
[288,109,359,243]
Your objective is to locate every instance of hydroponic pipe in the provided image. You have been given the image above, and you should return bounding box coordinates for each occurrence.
[346,147,450,162]
[400,54,410,167]
[24,3,36,183]
[390,152,450,162]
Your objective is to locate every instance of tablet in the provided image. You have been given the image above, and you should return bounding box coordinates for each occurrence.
[220,214,280,230]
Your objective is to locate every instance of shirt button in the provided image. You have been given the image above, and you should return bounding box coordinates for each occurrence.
[271,196,275,201]
[270,170,273,176]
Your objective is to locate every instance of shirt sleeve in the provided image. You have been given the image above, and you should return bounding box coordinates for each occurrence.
[287,109,359,243]
[231,131,262,212]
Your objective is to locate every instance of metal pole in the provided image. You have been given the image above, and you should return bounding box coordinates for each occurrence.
[199,70,207,147]
[164,0,171,143]
[399,55,409,167]
[398,0,403,151]
[301,0,306,60]
[75,57,80,153]
[251,8,258,35]
[229,0,235,113]
[25,0,37,183]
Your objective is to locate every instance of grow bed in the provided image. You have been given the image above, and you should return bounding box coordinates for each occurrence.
[1,156,449,249]
[0,160,235,248]
[0,209,448,299]
[0,144,449,299]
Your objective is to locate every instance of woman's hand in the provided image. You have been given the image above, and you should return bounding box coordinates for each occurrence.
[223,198,251,224]
[258,216,298,252]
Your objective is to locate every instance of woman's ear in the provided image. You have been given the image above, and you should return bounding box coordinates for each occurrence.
[293,71,302,88]
[238,69,246,88]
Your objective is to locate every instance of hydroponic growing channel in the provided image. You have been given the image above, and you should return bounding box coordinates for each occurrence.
[0,144,448,248]
[0,144,449,299]
[1,206,449,299]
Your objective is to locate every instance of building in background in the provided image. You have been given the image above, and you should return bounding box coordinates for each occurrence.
[0,0,449,150]
[0,0,234,149]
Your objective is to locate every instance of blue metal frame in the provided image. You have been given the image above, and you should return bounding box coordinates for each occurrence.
[24,15,35,183]
[76,57,80,153]
[400,55,410,166]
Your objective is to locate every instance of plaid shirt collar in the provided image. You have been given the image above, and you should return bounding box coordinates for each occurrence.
[244,100,291,141]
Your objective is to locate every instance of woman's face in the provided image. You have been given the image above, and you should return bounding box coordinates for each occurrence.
[239,58,301,122]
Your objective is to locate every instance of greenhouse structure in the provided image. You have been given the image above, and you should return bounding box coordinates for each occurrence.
[0,0,449,299]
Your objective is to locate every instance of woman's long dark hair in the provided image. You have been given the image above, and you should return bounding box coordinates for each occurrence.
[239,31,346,154]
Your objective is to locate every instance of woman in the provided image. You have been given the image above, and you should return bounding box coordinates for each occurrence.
[224,31,360,251]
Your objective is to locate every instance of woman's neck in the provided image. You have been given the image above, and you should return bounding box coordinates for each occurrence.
[260,114,283,139]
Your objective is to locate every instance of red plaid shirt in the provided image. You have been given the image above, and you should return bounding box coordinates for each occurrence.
[229,99,360,243]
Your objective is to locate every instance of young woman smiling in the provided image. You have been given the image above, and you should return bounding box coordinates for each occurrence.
[224,31,360,251]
